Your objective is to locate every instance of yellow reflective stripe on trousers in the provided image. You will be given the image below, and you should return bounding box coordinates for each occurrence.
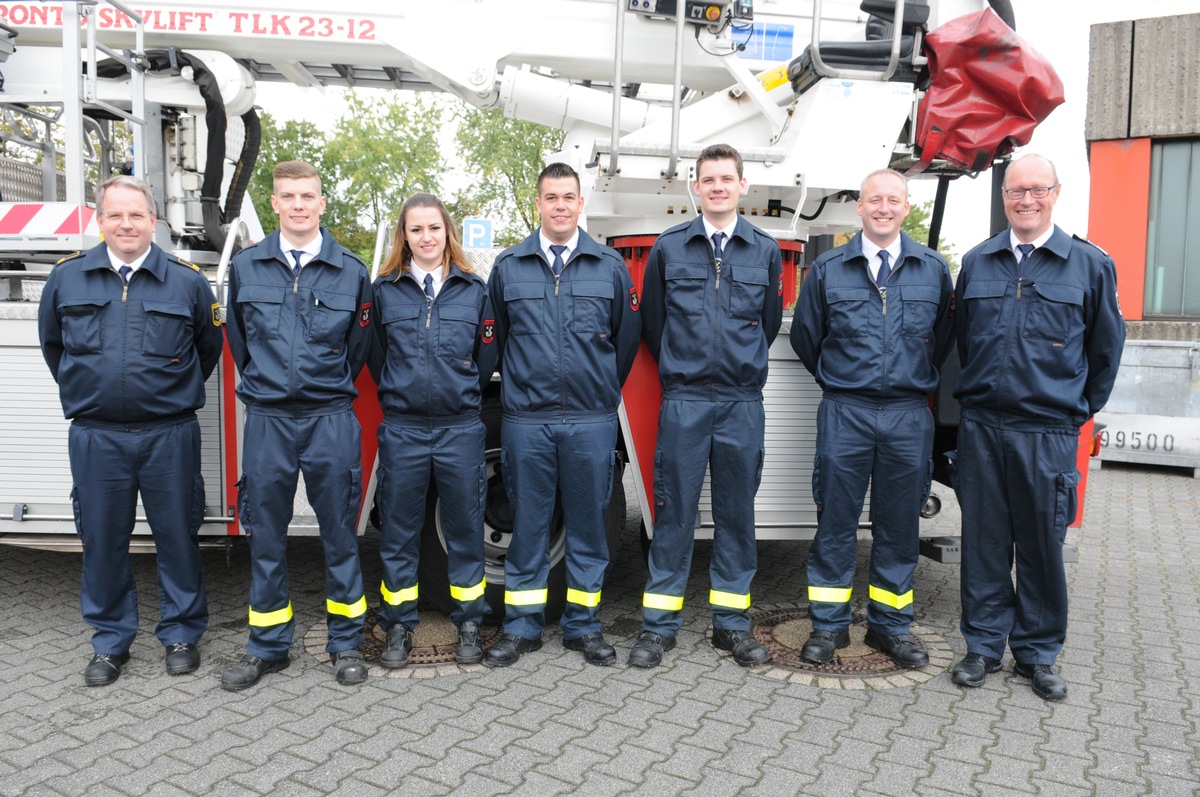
[869,584,914,610]
[381,581,419,606]
[505,588,548,606]
[808,586,852,604]
[248,602,293,627]
[643,593,684,612]
[450,578,486,602]
[327,595,368,618]
[566,588,601,607]
[709,589,751,610]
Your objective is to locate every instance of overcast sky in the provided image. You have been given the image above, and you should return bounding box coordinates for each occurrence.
[257,0,1200,254]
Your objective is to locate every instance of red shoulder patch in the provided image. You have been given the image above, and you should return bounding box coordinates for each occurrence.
[629,287,640,312]
[481,319,495,344]
[359,302,372,327]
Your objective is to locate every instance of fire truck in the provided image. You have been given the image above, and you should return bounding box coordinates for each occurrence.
[0,0,1069,619]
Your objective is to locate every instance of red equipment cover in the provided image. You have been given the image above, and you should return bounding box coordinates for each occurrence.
[914,7,1064,173]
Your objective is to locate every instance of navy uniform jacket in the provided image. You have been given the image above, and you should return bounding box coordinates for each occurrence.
[954,226,1126,427]
[487,229,640,421]
[369,264,498,419]
[641,215,783,398]
[39,243,223,424]
[791,230,954,401]
[226,228,374,416]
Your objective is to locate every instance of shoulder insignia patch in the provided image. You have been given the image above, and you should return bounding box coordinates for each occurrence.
[168,254,202,271]
[1072,234,1110,257]
[778,272,784,297]
[359,301,372,327]
[482,318,496,344]
[629,287,640,312]
[211,302,223,327]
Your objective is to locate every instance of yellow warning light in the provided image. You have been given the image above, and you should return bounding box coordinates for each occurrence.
[704,5,722,21]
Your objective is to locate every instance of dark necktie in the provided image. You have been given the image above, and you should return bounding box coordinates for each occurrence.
[423,272,435,301]
[118,265,132,285]
[549,244,567,276]
[712,231,726,262]
[290,249,305,276]
[876,250,891,288]
[1017,243,1034,266]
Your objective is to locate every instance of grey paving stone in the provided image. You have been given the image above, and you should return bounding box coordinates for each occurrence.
[917,756,987,795]
[472,745,551,788]
[1140,773,1200,797]
[571,769,641,797]
[590,742,671,783]
[672,768,755,795]
[509,770,577,795]
[1086,748,1151,787]
[741,766,817,796]
[802,764,876,797]
[1,465,1198,796]
[290,751,378,792]
[974,754,1040,794]
[1024,781,1095,797]
[825,735,887,776]
[409,747,494,790]
[227,753,315,793]
[531,740,612,782]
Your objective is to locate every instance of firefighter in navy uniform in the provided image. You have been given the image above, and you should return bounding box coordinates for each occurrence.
[951,154,1125,700]
[367,193,498,667]
[632,144,784,669]
[485,162,641,667]
[790,169,954,668]
[221,161,375,690]
[38,174,223,686]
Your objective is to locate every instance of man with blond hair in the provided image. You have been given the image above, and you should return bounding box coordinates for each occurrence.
[222,160,375,690]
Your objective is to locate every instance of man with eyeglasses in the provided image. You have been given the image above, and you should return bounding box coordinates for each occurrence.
[950,154,1125,700]
[222,160,375,690]
[38,174,223,686]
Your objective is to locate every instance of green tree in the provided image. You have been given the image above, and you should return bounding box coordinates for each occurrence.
[903,199,959,269]
[325,90,447,260]
[454,106,566,246]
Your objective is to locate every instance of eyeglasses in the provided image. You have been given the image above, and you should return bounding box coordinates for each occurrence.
[1001,185,1058,201]
[101,212,151,223]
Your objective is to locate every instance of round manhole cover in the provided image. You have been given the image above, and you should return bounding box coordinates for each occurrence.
[304,608,501,678]
[747,604,952,689]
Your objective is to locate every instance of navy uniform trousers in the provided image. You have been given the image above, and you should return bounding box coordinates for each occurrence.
[643,397,764,636]
[807,396,933,634]
[376,416,488,629]
[239,409,366,659]
[69,417,207,654]
[500,416,618,642]
[956,416,1078,665]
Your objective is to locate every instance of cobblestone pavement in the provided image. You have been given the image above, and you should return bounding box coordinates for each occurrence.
[1,462,1197,796]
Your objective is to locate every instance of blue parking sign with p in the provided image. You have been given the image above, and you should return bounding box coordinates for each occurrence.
[463,218,493,248]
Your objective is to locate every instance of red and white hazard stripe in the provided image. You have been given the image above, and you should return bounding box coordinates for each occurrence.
[0,203,98,236]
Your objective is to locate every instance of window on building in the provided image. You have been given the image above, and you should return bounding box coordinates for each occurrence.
[1145,138,1200,318]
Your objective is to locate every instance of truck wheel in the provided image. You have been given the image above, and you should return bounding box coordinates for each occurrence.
[418,449,626,626]
[920,494,942,519]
